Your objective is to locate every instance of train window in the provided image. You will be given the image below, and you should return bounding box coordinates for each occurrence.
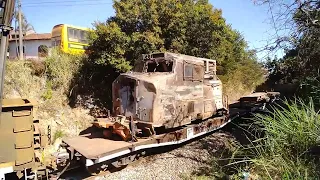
[68,28,77,42]
[184,63,204,81]
[146,61,173,72]
[67,28,88,44]
[80,31,88,44]
[184,64,193,80]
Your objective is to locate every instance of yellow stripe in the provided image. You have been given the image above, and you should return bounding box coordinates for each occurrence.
[69,44,84,49]
[0,162,14,168]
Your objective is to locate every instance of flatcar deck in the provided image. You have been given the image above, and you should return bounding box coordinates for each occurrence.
[63,136,146,159]
[60,92,279,169]
[63,115,229,167]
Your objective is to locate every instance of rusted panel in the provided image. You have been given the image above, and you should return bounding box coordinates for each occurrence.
[204,100,214,113]
[193,64,204,81]
[112,79,121,116]
[187,101,194,113]
[63,135,151,159]
[112,52,226,129]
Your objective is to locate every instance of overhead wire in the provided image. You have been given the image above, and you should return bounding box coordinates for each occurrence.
[23,0,109,5]
[24,3,113,7]
[22,0,113,7]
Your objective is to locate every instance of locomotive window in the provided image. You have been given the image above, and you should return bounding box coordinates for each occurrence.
[146,61,173,72]
[184,64,193,81]
[184,63,204,81]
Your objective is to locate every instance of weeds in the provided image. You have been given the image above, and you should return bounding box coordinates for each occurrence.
[28,59,46,76]
[4,50,94,139]
[53,129,65,143]
[228,99,320,179]
[44,48,83,93]
[4,60,46,99]
[41,80,53,100]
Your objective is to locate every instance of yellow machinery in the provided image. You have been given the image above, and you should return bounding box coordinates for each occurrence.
[51,24,89,55]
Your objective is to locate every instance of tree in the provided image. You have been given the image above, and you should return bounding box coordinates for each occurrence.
[90,0,262,77]
[13,10,35,33]
[256,0,320,102]
[79,0,264,108]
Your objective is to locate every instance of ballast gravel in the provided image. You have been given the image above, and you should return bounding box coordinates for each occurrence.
[93,133,232,180]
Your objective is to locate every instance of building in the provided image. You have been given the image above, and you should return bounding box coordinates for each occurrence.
[8,31,51,59]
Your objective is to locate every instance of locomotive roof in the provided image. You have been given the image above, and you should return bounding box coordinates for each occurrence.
[142,52,216,65]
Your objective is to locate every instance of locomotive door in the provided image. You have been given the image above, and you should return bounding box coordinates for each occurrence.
[114,77,137,117]
[136,81,155,122]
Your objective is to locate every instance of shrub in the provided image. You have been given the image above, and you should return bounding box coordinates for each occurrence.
[41,80,53,100]
[28,59,46,76]
[53,129,65,143]
[44,49,83,93]
[4,60,46,99]
[299,75,320,108]
[230,99,320,179]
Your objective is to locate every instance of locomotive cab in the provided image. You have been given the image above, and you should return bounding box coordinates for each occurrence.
[112,52,227,129]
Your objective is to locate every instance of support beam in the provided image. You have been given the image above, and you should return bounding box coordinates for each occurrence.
[18,0,23,60]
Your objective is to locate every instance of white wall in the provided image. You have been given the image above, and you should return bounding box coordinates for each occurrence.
[9,40,51,59]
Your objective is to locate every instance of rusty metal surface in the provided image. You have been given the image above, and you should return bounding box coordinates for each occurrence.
[61,91,279,167]
[112,52,227,129]
[62,116,229,164]
[63,136,149,159]
[240,92,280,102]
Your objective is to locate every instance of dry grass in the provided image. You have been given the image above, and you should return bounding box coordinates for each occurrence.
[4,54,95,162]
[4,60,46,99]
[223,80,253,103]
[221,67,265,103]
[4,53,94,144]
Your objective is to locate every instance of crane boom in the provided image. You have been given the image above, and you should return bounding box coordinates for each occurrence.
[0,0,15,114]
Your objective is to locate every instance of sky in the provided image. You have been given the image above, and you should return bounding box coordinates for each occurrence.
[21,0,282,60]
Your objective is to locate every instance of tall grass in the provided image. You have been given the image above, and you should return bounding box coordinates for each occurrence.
[4,60,46,99]
[220,65,265,103]
[4,50,93,137]
[230,100,320,179]
[45,48,84,94]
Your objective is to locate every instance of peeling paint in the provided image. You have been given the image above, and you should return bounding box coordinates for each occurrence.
[112,52,226,129]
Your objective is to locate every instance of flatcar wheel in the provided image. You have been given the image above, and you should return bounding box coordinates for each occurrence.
[86,164,108,176]
[109,164,128,173]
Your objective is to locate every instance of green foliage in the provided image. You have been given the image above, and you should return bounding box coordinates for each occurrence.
[263,1,320,100]
[87,0,263,96]
[53,129,65,143]
[88,22,131,72]
[41,80,53,100]
[230,100,320,179]
[44,49,83,93]
[300,75,320,107]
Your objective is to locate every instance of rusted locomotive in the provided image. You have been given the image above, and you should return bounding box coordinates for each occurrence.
[112,52,228,129]
[60,52,233,174]
[90,52,229,142]
[59,53,279,176]
[0,1,280,178]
